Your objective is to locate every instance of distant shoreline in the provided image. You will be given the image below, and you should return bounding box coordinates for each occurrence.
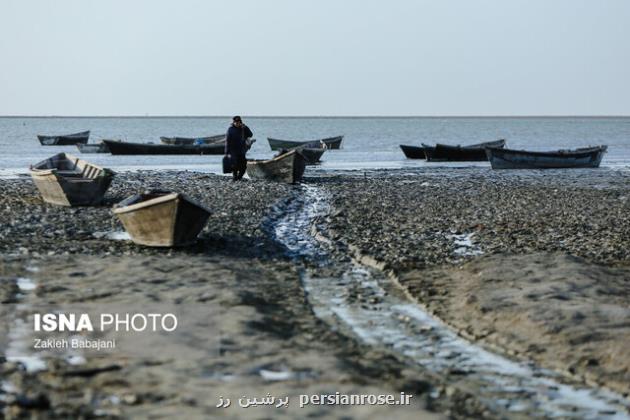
[1,115,629,119]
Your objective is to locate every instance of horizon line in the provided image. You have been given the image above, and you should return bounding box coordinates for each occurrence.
[0,114,629,119]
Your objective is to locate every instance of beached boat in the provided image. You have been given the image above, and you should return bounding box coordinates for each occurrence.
[298,147,326,164]
[113,191,211,247]
[76,141,110,154]
[423,139,506,162]
[103,139,225,155]
[30,153,114,206]
[247,150,306,183]
[400,144,426,159]
[287,141,327,164]
[267,135,343,150]
[38,131,90,146]
[486,146,607,169]
[160,134,225,145]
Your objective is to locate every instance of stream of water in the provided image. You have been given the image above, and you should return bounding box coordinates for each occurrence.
[270,184,630,419]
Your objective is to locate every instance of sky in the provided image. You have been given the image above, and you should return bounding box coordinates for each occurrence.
[0,0,628,116]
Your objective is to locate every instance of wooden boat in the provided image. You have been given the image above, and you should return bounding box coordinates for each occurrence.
[423,139,506,162]
[288,141,326,164]
[298,147,326,164]
[38,131,90,146]
[103,139,225,155]
[247,150,306,183]
[400,145,426,159]
[160,134,225,145]
[113,191,211,247]
[30,153,114,206]
[486,146,607,169]
[267,135,343,150]
[76,141,110,153]
[421,144,437,160]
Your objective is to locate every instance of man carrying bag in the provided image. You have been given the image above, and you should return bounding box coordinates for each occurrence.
[223,116,253,181]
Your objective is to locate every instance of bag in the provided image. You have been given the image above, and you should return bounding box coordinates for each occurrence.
[222,154,233,174]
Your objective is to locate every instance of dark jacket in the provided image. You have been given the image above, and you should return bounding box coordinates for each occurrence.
[225,124,253,157]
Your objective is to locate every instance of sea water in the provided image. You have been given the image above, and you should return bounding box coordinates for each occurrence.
[1,116,629,177]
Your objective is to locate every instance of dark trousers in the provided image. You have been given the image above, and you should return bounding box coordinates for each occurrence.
[232,154,247,180]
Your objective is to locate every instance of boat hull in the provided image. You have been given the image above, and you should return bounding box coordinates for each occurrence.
[103,139,224,155]
[486,146,607,169]
[296,147,326,164]
[38,131,90,146]
[160,134,225,145]
[400,145,426,159]
[423,139,506,162]
[113,192,211,247]
[30,153,113,206]
[76,142,110,153]
[267,136,343,151]
[247,150,306,183]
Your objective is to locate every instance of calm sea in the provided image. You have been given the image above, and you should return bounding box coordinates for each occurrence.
[1,117,629,177]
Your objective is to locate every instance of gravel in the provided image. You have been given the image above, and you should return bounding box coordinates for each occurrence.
[321,167,630,271]
[0,171,294,258]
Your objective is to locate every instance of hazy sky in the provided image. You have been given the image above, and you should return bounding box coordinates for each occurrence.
[0,0,628,116]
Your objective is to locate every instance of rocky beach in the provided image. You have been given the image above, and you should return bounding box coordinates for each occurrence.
[1,167,630,418]
[322,168,630,396]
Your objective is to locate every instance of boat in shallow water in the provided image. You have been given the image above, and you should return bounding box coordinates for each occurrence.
[38,130,90,146]
[267,135,343,150]
[423,139,506,161]
[298,147,326,164]
[486,145,608,169]
[287,141,327,164]
[103,139,225,155]
[113,191,211,247]
[76,141,110,153]
[160,134,225,145]
[105,138,255,155]
[399,144,426,159]
[30,153,114,206]
[247,150,306,183]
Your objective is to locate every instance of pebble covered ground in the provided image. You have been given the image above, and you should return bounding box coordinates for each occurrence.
[322,168,630,271]
[318,167,630,398]
[2,167,630,418]
[0,171,293,258]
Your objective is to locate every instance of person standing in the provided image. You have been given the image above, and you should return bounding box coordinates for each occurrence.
[225,116,253,181]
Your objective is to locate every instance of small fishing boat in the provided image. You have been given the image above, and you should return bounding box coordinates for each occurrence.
[38,131,90,146]
[103,139,225,155]
[486,146,608,169]
[30,153,114,206]
[267,135,343,150]
[400,145,426,159]
[247,150,306,183]
[423,139,506,162]
[298,147,326,164]
[160,134,225,145]
[288,140,327,164]
[76,141,110,154]
[113,191,211,247]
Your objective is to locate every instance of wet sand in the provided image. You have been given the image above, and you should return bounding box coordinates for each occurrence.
[2,167,630,418]
[0,255,442,419]
[400,253,630,395]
